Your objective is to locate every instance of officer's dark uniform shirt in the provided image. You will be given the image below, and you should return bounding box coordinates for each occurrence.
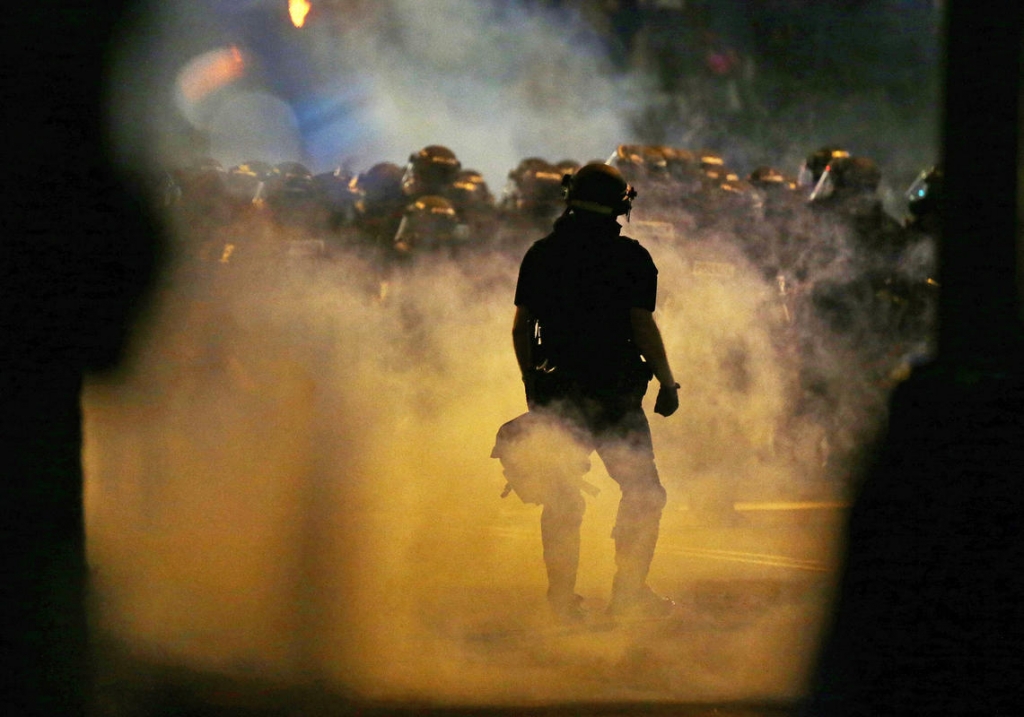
[515,213,656,394]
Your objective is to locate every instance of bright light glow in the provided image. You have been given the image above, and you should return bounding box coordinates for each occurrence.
[289,0,311,28]
[176,46,245,105]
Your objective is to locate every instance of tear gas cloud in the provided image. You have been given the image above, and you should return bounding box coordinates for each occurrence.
[84,224,839,706]
[88,0,940,709]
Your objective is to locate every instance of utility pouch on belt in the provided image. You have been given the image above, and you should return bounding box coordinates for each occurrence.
[623,355,655,396]
[490,412,598,505]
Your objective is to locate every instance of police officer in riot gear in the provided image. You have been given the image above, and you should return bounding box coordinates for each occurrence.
[746,165,807,278]
[350,161,408,260]
[802,152,915,481]
[401,144,462,200]
[904,164,943,238]
[496,157,567,256]
[504,162,680,622]
[224,160,274,214]
[607,144,684,221]
[392,194,465,260]
[312,166,358,236]
[897,165,942,363]
[798,145,851,198]
[448,168,498,248]
[264,161,317,235]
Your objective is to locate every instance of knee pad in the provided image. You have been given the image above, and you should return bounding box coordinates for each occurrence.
[543,486,587,524]
[622,481,667,512]
[614,483,667,540]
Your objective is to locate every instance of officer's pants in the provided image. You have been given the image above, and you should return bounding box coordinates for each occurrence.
[542,406,667,605]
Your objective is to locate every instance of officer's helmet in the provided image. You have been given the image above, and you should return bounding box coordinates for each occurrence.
[351,162,405,208]
[225,160,274,204]
[505,158,563,212]
[748,166,791,189]
[402,145,462,196]
[451,169,495,210]
[608,144,668,184]
[553,158,581,175]
[265,161,314,203]
[810,155,880,201]
[799,146,851,190]
[562,162,637,217]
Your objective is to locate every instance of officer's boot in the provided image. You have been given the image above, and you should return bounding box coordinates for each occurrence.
[607,486,674,618]
[541,488,586,622]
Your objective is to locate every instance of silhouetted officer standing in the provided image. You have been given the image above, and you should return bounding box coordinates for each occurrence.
[508,162,679,622]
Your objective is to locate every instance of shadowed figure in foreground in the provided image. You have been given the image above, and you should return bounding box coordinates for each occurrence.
[1,3,163,714]
[801,2,1024,714]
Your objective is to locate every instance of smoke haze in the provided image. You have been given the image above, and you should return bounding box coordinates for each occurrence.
[87,0,939,709]
[84,229,842,705]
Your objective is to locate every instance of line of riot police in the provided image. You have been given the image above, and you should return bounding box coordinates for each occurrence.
[153,141,941,487]
[595,142,941,483]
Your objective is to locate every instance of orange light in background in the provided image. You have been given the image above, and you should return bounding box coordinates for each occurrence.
[178,46,245,104]
[289,0,311,28]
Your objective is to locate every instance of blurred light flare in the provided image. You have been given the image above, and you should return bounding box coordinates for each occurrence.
[289,0,311,29]
[176,46,245,106]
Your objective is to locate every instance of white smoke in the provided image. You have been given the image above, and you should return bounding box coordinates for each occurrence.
[108,0,653,184]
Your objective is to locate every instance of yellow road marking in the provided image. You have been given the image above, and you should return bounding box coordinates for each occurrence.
[733,501,848,511]
[658,544,830,573]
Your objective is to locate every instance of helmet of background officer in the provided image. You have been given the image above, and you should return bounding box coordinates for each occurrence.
[607,144,669,185]
[261,162,315,233]
[451,169,499,242]
[698,149,726,173]
[171,158,230,229]
[506,156,550,182]
[313,166,356,210]
[311,167,358,229]
[657,146,703,193]
[225,160,275,207]
[747,165,801,218]
[652,145,694,175]
[748,165,797,192]
[450,169,495,213]
[393,195,463,255]
[401,144,462,198]
[553,158,581,176]
[697,150,741,189]
[347,162,406,251]
[680,155,743,227]
[173,156,226,204]
[696,150,737,187]
[905,165,943,225]
[562,161,638,219]
[798,145,851,193]
[265,161,314,204]
[809,155,881,203]
[351,162,406,216]
[719,173,764,221]
[502,157,564,216]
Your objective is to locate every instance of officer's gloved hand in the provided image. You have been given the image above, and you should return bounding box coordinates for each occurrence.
[654,382,680,417]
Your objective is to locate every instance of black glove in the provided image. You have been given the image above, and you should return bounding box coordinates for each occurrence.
[654,382,680,417]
